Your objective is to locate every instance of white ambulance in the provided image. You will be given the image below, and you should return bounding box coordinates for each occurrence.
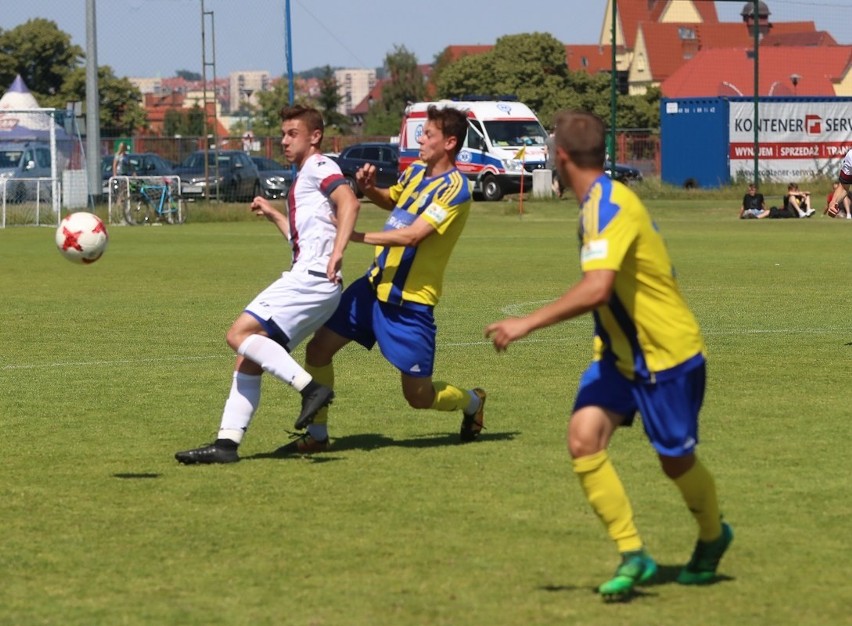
[398,99,548,201]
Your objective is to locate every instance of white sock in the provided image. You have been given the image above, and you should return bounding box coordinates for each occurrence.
[218,372,262,444]
[465,389,482,415]
[237,334,312,390]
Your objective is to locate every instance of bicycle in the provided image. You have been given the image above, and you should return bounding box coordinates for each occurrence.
[124,179,187,225]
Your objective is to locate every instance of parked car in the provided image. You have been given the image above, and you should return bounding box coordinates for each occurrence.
[250,156,293,200]
[332,142,399,197]
[101,152,178,194]
[0,141,53,202]
[175,150,260,201]
[604,161,643,185]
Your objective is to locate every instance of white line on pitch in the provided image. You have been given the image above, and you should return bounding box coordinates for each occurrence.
[1,327,842,371]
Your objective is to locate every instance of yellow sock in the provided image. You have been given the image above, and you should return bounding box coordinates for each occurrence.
[573,450,643,554]
[305,362,334,425]
[672,457,722,541]
[430,381,468,412]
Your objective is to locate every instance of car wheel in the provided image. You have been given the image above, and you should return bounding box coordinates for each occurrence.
[251,181,260,200]
[226,182,238,203]
[482,175,503,202]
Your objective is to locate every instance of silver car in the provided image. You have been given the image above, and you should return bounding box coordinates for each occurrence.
[0,142,53,202]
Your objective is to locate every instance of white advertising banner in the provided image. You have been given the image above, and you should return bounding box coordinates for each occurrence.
[729,101,852,181]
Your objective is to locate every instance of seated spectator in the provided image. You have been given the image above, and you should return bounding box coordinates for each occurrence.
[765,204,797,219]
[739,183,769,219]
[824,181,851,219]
[784,182,815,218]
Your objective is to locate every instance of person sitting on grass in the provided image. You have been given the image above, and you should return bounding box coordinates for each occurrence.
[784,182,815,218]
[738,183,769,219]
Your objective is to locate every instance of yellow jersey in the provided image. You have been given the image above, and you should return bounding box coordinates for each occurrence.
[367,161,471,307]
[579,175,705,382]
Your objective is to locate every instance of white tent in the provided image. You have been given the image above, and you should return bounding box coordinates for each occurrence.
[0,74,69,140]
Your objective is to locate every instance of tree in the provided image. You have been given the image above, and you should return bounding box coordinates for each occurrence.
[436,33,573,124]
[175,69,202,82]
[436,53,497,102]
[55,66,146,136]
[435,33,662,131]
[365,45,425,136]
[0,19,83,97]
[254,79,301,138]
[363,106,402,136]
[316,66,350,133]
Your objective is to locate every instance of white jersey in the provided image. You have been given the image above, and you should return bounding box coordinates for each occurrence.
[839,149,852,185]
[287,152,347,277]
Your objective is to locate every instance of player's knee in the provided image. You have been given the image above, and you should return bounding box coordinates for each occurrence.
[567,433,599,459]
[225,327,242,352]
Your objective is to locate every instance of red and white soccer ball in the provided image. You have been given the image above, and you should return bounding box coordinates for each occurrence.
[55,212,109,264]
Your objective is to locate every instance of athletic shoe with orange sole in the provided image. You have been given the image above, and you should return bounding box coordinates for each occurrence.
[274,432,330,455]
[459,388,486,443]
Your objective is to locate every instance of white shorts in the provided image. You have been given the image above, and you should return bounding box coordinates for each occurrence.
[244,270,342,351]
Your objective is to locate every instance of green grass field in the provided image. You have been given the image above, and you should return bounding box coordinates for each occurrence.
[2,199,851,626]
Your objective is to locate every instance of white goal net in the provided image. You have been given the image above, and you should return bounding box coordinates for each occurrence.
[0,107,87,227]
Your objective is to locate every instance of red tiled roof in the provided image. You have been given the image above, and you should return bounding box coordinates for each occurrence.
[618,0,719,48]
[441,45,494,62]
[350,79,387,116]
[762,31,837,47]
[637,19,821,84]
[661,46,852,97]
[565,45,618,73]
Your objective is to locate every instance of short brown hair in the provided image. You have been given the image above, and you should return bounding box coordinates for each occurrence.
[427,105,468,158]
[279,104,324,138]
[552,110,606,169]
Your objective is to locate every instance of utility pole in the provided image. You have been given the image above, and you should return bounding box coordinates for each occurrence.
[751,0,760,185]
[610,0,618,166]
[85,0,100,205]
[200,0,218,200]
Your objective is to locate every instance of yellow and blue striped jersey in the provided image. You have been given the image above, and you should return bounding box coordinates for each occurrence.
[366,161,471,307]
[579,174,705,381]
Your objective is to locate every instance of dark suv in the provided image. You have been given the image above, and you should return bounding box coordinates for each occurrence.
[332,142,399,197]
[175,150,260,201]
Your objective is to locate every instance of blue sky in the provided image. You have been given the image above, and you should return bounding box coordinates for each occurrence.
[1,0,847,79]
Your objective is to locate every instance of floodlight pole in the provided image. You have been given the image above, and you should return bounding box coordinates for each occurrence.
[752,0,759,185]
[285,0,294,106]
[610,0,617,165]
[85,0,101,206]
[285,0,296,177]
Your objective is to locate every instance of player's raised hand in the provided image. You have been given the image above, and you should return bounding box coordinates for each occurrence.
[250,196,277,218]
[355,163,377,192]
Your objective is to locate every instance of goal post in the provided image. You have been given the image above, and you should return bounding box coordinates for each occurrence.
[0,107,87,227]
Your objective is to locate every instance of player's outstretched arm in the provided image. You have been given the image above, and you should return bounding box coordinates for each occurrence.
[351,216,435,248]
[485,269,616,352]
[356,163,394,211]
[250,196,289,239]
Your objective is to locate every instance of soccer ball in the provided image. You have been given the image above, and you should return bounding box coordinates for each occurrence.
[55,212,109,264]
